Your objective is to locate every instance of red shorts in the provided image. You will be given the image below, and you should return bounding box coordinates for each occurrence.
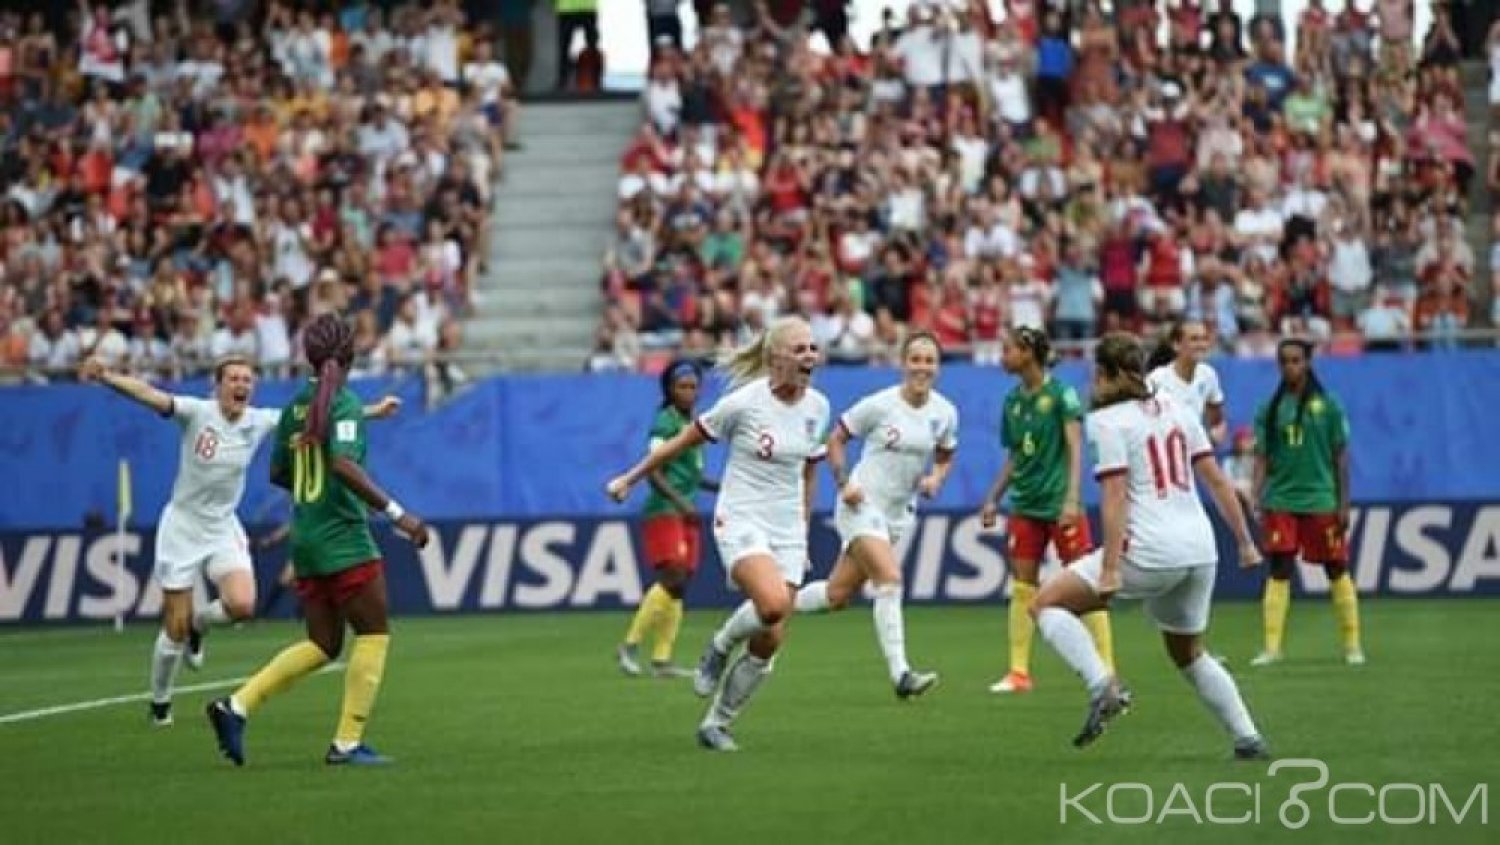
[296,560,385,606]
[1008,514,1094,564]
[642,514,701,572]
[1261,512,1347,565]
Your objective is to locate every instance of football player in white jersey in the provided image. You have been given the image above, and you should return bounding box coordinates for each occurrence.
[608,317,829,751]
[1028,334,1270,758]
[794,332,957,699]
[80,356,400,727]
[1145,320,1227,444]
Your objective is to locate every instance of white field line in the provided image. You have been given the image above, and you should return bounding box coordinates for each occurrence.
[0,663,344,725]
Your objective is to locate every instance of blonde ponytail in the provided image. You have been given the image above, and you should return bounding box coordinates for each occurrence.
[720,332,771,388]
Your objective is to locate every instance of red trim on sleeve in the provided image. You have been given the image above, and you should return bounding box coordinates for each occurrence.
[1094,467,1128,481]
[1190,450,1213,462]
[693,418,717,443]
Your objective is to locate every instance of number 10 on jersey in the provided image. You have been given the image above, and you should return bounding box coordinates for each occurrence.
[1146,429,1190,498]
[291,442,326,503]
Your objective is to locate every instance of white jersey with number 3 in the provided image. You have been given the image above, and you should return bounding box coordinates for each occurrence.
[1087,395,1216,570]
[840,386,959,508]
[1146,362,1224,419]
[695,378,831,543]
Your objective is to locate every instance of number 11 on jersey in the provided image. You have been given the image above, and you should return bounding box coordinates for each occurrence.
[291,442,325,503]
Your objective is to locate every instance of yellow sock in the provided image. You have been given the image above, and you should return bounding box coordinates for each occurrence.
[1263,578,1291,656]
[334,634,390,748]
[1083,609,1116,673]
[1329,575,1362,654]
[651,595,684,664]
[231,641,329,716]
[1008,580,1037,675]
[625,584,669,646]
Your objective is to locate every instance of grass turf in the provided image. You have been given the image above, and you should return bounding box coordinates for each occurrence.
[1,600,1496,844]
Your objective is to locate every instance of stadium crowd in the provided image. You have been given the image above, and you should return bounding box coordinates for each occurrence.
[592,0,1499,373]
[0,0,517,386]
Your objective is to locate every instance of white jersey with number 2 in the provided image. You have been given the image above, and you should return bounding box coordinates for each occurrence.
[1087,395,1216,570]
[840,386,959,509]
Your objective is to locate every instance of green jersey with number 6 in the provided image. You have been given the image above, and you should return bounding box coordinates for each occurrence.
[272,383,380,577]
[1001,377,1084,521]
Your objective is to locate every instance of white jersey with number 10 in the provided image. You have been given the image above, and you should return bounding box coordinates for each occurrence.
[1086,395,1217,571]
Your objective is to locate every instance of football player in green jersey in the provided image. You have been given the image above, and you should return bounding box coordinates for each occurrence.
[979,327,1114,693]
[1250,339,1363,667]
[617,359,719,678]
[207,315,430,767]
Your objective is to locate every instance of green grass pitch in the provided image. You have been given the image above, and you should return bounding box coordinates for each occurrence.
[1,600,1496,844]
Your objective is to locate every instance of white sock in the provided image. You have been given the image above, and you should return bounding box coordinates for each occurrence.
[871,582,910,682]
[193,599,231,631]
[1183,653,1260,741]
[703,652,772,729]
[712,600,767,653]
[1036,607,1111,695]
[149,630,184,705]
[795,581,830,614]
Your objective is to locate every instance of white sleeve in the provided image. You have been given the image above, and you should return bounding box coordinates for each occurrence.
[695,387,746,443]
[1204,366,1225,406]
[939,404,959,452]
[808,396,831,462]
[251,407,282,441]
[1088,415,1128,479]
[837,393,883,439]
[170,395,211,426]
[1183,410,1214,461]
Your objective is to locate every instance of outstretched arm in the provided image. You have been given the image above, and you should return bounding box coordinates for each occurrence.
[363,395,403,420]
[607,424,709,501]
[79,358,173,416]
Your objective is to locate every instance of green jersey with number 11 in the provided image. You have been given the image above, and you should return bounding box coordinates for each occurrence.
[272,382,380,577]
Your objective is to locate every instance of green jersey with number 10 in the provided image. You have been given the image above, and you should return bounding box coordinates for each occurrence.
[271,383,380,577]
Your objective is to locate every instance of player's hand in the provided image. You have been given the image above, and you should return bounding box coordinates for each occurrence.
[917,474,941,499]
[78,357,106,382]
[1060,498,1082,523]
[369,395,402,419]
[1238,541,1263,569]
[979,501,999,529]
[840,481,865,507]
[606,475,632,503]
[396,513,430,548]
[1097,563,1122,598]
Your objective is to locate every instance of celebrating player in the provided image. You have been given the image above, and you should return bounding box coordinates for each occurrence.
[617,359,719,679]
[206,315,429,767]
[607,317,829,752]
[1030,333,1269,758]
[794,332,956,699]
[1250,339,1363,667]
[1146,320,1227,444]
[79,355,399,727]
[978,327,1113,694]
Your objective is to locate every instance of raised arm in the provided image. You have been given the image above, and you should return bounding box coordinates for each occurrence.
[79,358,174,416]
[607,424,709,502]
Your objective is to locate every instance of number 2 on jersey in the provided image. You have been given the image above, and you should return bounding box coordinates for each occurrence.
[291,442,325,503]
[1145,429,1190,498]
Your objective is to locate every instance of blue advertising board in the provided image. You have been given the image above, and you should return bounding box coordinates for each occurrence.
[3,502,1496,623]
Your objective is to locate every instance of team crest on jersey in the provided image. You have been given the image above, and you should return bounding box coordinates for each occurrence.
[805,418,817,439]
[929,417,941,438]
[1037,395,1053,413]
[1308,397,1325,415]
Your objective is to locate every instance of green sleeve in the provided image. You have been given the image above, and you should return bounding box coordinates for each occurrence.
[1059,385,1083,421]
[327,392,367,462]
[1253,404,1270,456]
[1329,398,1350,451]
[648,408,677,443]
[1000,398,1014,449]
[270,407,292,473]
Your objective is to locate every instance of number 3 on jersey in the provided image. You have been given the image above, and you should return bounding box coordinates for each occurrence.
[1146,429,1190,498]
[291,442,326,503]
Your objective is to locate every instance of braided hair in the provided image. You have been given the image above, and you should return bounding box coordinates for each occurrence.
[300,314,355,444]
[1013,325,1056,368]
[1265,338,1323,457]
[1091,332,1153,409]
[659,358,703,410]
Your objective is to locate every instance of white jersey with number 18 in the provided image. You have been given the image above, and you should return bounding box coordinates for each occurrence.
[1087,395,1216,571]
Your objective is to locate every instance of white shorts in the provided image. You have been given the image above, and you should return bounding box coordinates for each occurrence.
[833,499,915,550]
[1069,550,1216,635]
[153,509,253,592]
[712,518,806,588]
